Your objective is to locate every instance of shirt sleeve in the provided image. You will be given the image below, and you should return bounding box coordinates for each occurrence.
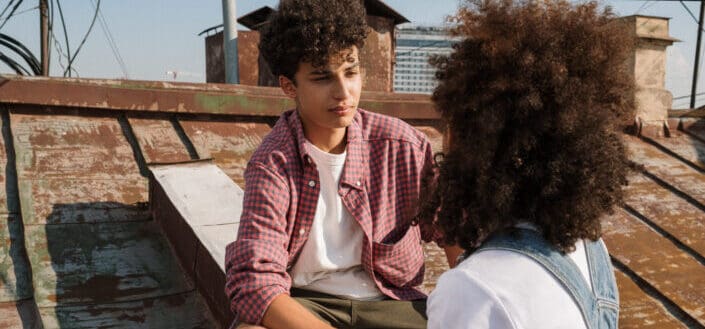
[427,269,517,329]
[224,161,292,325]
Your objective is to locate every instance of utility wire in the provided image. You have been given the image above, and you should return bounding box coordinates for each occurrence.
[91,0,128,78]
[680,0,699,24]
[64,0,100,77]
[0,1,15,20]
[55,0,71,76]
[13,5,38,17]
[635,1,654,15]
[0,0,23,30]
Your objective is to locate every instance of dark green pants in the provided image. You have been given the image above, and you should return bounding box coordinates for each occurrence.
[291,288,427,329]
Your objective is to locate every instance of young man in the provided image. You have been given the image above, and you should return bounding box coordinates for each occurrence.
[224,1,458,328]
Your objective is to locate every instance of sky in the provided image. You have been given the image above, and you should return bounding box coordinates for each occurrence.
[0,0,702,108]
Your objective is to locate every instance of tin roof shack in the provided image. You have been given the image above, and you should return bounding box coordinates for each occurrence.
[205,0,409,92]
[0,14,703,329]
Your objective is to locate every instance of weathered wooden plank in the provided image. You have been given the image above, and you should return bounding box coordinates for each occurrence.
[38,290,217,329]
[0,299,43,329]
[616,269,687,329]
[602,209,705,325]
[179,120,270,187]
[127,117,192,164]
[0,214,33,302]
[24,221,194,307]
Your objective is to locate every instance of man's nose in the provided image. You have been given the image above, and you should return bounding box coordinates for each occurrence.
[331,75,352,101]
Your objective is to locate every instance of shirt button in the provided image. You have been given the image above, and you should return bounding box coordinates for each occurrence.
[308,180,316,187]
[355,181,361,186]
[299,228,306,236]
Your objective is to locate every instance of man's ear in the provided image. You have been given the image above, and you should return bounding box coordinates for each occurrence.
[279,75,297,99]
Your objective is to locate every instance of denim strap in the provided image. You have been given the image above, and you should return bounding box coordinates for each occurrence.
[476,229,599,329]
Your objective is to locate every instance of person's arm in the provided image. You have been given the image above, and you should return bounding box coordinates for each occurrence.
[225,162,297,326]
[261,294,334,329]
[444,245,465,268]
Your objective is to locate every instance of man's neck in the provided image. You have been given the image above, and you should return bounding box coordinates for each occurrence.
[304,127,347,154]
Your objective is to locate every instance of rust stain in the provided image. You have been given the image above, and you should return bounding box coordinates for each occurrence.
[179,120,271,187]
[616,270,685,329]
[603,209,705,325]
[127,117,192,164]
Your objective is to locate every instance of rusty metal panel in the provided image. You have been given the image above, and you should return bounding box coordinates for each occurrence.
[25,221,194,307]
[421,243,448,293]
[0,75,439,119]
[602,209,705,325]
[644,131,705,171]
[623,174,705,257]
[127,117,192,164]
[0,299,43,329]
[0,214,33,302]
[206,33,225,84]
[625,135,705,206]
[238,31,261,86]
[18,179,149,226]
[413,125,444,154]
[10,112,148,225]
[11,113,143,179]
[616,270,686,329]
[179,120,271,187]
[361,16,395,92]
[39,290,216,329]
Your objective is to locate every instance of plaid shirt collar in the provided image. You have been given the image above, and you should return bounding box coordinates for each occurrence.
[286,109,366,191]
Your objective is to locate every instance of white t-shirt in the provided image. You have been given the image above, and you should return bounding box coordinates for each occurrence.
[428,236,595,329]
[289,141,384,300]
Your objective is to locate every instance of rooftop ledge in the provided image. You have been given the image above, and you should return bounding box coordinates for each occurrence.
[0,75,438,119]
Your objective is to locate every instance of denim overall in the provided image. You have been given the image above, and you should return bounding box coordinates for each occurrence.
[474,228,619,329]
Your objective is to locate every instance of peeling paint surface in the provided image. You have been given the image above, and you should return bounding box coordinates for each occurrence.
[127,117,192,164]
[179,120,271,187]
[4,110,217,327]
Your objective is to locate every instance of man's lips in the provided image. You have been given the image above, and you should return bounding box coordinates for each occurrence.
[329,106,353,114]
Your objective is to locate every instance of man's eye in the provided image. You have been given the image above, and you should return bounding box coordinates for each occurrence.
[346,71,359,77]
[313,76,329,81]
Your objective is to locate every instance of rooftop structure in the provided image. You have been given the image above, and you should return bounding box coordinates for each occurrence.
[0,14,700,329]
[205,0,409,92]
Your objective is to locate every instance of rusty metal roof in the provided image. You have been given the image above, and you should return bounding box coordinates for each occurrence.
[0,74,704,328]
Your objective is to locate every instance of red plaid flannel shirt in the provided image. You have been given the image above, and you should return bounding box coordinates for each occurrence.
[225,109,439,324]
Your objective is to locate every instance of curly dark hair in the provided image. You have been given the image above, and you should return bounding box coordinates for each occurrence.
[419,0,635,253]
[259,0,369,81]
